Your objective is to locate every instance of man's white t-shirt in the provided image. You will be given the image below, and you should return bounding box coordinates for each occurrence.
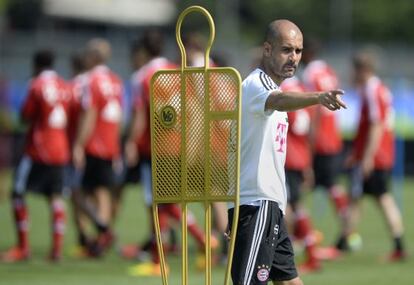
[237,68,289,214]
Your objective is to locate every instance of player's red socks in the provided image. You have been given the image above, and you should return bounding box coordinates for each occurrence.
[164,203,181,220]
[294,211,320,266]
[164,204,205,250]
[51,199,65,260]
[12,197,29,253]
[151,242,161,264]
[294,211,312,240]
[187,212,206,250]
[157,205,170,232]
[329,185,348,216]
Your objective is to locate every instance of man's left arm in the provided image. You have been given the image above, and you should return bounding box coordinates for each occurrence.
[361,122,383,177]
[72,81,97,169]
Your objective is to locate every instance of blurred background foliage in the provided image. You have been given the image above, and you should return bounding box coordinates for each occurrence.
[2,0,414,45]
[1,0,414,171]
[179,0,414,44]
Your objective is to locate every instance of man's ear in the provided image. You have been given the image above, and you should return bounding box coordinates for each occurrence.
[263,41,272,57]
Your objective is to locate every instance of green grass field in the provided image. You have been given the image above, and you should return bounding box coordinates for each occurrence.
[0,174,412,285]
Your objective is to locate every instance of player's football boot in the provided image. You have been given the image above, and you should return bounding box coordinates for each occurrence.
[98,230,115,250]
[196,235,220,271]
[1,247,30,262]
[68,245,92,259]
[298,259,322,274]
[311,230,324,246]
[386,250,407,262]
[128,261,169,277]
[48,251,61,262]
[119,244,141,260]
[335,232,363,252]
[314,246,342,261]
[90,230,116,257]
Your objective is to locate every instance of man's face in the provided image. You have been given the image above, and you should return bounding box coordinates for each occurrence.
[264,29,303,82]
[132,48,149,70]
[84,52,95,70]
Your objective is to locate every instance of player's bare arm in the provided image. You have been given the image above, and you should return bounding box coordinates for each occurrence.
[124,106,147,167]
[73,107,97,169]
[361,121,383,176]
[265,89,346,112]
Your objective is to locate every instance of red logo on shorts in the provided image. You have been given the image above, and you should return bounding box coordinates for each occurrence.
[257,265,270,282]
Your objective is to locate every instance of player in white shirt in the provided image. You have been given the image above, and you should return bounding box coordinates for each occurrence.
[227,20,346,285]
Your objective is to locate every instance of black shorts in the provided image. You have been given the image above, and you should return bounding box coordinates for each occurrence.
[286,170,303,205]
[119,156,150,186]
[313,153,341,189]
[228,201,298,284]
[64,163,82,190]
[112,156,149,198]
[123,161,141,185]
[82,155,115,191]
[349,166,390,199]
[12,156,64,197]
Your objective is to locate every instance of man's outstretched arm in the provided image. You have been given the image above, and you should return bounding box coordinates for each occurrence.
[265,89,346,112]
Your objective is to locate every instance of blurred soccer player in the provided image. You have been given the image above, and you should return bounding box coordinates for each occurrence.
[301,38,348,252]
[124,29,206,276]
[67,51,109,257]
[338,50,406,260]
[182,31,214,67]
[67,51,90,255]
[281,77,321,273]
[72,38,123,256]
[109,41,149,227]
[182,31,228,265]
[1,50,70,262]
[116,38,152,260]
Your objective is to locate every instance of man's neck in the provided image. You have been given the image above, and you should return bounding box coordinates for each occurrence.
[259,61,283,85]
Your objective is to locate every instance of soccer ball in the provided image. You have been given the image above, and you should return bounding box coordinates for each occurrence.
[347,232,363,251]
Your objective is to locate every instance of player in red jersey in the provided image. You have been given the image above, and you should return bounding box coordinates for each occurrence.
[72,38,123,256]
[281,77,322,273]
[67,51,90,255]
[123,32,178,265]
[66,51,110,258]
[338,51,406,260]
[116,38,153,260]
[301,38,349,253]
[182,32,228,266]
[1,50,70,262]
[124,30,207,276]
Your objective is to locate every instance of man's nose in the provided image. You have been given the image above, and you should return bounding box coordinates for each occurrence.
[290,51,300,62]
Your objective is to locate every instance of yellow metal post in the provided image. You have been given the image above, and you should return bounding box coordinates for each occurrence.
[153,205,169,285]
[150,5,242,285]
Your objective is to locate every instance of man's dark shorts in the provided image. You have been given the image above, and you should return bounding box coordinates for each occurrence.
[228,200,298,285]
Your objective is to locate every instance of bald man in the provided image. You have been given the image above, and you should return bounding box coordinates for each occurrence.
[227,20,346,285]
